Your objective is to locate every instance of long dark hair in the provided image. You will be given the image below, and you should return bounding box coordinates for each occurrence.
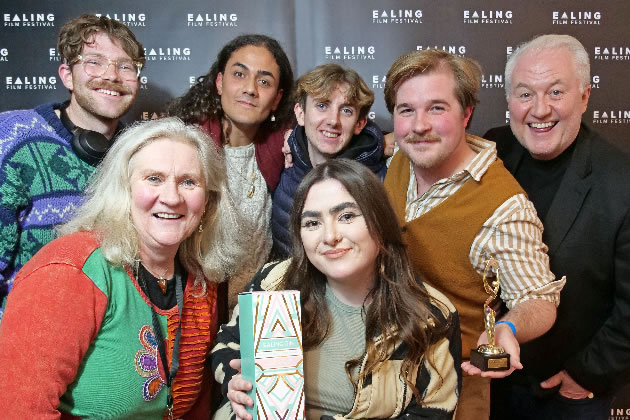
[283,159,451,402]
[167,34,294,132]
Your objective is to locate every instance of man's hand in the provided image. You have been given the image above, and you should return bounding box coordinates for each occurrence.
[461,323,523,378]
[227,359,254,420]
[541,370,594,399]
[283,129,293,168]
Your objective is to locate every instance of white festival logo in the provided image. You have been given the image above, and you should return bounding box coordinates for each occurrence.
[4,13,55,27]
[5,75,57,90]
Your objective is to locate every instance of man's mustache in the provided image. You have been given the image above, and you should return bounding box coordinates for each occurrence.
[87,80,133,95]
[403,134,441,143]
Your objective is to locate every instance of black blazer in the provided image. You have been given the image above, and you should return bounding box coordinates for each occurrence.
[485,123,630,396]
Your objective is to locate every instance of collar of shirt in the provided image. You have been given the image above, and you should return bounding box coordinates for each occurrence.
[407,134,498,202]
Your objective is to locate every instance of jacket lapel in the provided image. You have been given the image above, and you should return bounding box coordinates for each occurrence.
[493,126,526,174]
[542,125,593,255]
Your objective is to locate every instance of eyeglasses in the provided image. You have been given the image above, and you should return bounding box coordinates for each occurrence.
[71,54,143,81]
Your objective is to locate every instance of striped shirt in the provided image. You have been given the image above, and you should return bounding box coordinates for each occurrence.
[404,135,565,309]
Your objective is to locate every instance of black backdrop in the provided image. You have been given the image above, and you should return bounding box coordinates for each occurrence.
[1,1,629,416]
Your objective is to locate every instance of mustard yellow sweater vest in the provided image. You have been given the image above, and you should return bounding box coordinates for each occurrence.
[385,151,524,358]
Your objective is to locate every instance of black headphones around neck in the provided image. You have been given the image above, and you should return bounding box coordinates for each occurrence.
[59,104,113,166]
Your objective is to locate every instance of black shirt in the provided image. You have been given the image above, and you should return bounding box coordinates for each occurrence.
[136,261,187,310]
[513,141,577,221]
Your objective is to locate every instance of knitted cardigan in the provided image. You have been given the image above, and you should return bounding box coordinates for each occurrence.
[0,103,95,321]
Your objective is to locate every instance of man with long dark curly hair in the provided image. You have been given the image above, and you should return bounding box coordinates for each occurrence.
[168,34,295,308]
[0,14,144,321]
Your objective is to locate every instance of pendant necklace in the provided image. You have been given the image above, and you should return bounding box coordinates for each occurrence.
[224,144,258,199]
[155,267,170,294]
[247,170,256,198]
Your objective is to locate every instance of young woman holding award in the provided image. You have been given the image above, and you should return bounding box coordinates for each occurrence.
[211,159,462,419]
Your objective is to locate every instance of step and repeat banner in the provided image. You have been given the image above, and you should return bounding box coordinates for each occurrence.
[1,0,629,416]
[1,0,630,145]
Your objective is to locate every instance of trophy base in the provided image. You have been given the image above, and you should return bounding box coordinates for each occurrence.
[470,348,510,371]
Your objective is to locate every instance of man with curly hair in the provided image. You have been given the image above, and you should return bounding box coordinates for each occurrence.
[0,14,144,320]
[169,34,295,308]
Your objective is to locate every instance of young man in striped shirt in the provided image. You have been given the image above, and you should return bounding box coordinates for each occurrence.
[383,49,565,419]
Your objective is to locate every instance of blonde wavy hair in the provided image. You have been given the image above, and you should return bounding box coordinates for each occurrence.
[59,117,244,289]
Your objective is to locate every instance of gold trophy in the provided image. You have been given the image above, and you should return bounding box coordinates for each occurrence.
[470,257,510,371]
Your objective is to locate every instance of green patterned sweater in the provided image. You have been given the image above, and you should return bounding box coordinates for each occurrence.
[0,102,95,321]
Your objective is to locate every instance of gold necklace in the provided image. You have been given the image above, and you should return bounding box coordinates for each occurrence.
[247,167,257,198]
[222,122,258,198]
[224,146,258,199]
[145,264,170,294]
[156,272,168,294]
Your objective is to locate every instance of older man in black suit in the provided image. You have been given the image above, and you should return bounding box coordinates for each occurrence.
[485,34,630,420]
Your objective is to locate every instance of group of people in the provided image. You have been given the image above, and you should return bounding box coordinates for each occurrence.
[0,12,627,420]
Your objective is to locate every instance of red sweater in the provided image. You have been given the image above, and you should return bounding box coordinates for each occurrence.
[0,232,218,418]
